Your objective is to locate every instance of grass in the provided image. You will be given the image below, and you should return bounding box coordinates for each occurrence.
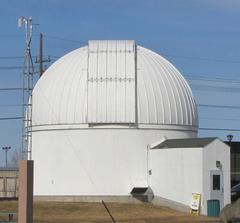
[0,200,221,223]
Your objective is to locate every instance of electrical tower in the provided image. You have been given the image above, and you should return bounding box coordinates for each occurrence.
[18,17,34,160]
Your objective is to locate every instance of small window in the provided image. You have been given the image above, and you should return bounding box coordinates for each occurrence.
[213,175,220,190]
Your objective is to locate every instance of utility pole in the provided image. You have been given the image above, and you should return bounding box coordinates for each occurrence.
[36,33,51,78]
[18,17,34,160]
[39,33,43,78]
[2,146,11,168]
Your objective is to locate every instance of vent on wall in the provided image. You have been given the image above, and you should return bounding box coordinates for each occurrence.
[130,187,154,202]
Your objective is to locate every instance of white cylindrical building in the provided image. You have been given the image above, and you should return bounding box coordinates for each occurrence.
[32,40,198,197]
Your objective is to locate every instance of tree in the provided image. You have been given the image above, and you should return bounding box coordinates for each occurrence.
[8,149,20,169]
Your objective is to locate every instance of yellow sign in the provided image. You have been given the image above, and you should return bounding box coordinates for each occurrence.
[190,193,201,215]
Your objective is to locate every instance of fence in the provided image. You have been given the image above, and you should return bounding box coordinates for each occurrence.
[0,170,18,198]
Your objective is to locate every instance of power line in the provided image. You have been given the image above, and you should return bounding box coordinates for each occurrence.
[0,34,23,38]
[0,116,238,132]
[0,102,239,110]
[1,58,238,83]
[1,56,240,84]
[0,87,23,91]
[0,55,51,60]
[191,84,240,93]
[0,56,23,60]
[0,66,39,70]
[44,35,84,44]
[199,127,240,132]
[0,104,22,107]
[201,117,240,121]
[0,66,25,70]
[38,52,240,68]
[163,53,240,64]
[0,87,37,91]
[49,55,60,59]
[1,34,240,64]
[0,117,22,121]
[0,103,238,109]
[186,75,240,84]
[37,37,240,64]
[198,104,240,109]
[40,52,240,65]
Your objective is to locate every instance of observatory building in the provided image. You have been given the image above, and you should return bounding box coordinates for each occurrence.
[31,40,230,214]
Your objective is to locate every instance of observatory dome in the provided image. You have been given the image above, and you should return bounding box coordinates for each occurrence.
[32,40,198,197]
[32,40,198,131]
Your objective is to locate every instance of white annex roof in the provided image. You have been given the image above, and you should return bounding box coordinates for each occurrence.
[151,137,219,149]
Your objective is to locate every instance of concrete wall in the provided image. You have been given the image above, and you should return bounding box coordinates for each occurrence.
[32,127,195,196]
[0,170,18,198]
[150,147,203,210]
[202,139,231,213]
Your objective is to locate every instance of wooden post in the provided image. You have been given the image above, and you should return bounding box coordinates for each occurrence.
[18,160,34,223]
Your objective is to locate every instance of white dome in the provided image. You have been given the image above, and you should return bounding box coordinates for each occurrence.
[32,40,198,132]
[32,40,198,197]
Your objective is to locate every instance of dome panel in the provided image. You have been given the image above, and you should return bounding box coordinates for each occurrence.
[32,40,198,131]
[137,46,198,126]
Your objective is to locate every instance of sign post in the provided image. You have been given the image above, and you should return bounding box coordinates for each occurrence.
[18,160,34,223]
[190,193,201,215]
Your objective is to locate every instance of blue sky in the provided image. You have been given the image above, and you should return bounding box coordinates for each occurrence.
[0,0,240,166]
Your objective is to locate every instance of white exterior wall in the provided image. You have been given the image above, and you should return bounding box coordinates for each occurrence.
[150,148,203,208]
[150,139,230,215]
[202,139,230,214]
[32,128,195,196]
[31,40,200,204]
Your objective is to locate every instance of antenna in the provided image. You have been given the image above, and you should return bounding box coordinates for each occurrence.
[18,17,24,28]
[18,17,34,160]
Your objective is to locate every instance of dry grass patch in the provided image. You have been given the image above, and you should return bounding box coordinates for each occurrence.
[0,200,221,223]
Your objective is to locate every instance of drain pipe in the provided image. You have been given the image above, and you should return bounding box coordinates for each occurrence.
[147,137,167,186]
[147,144,151,187]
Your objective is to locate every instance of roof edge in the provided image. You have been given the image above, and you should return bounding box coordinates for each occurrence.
[151,137,218,150]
